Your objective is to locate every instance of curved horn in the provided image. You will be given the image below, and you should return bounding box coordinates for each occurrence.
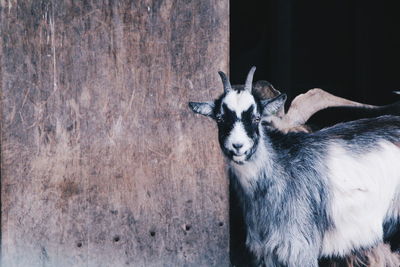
[218,71,232,93]
[283,88,376,127]
[244,66,256,92]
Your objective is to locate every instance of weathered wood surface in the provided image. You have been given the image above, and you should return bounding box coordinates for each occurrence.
[1,1,229,266]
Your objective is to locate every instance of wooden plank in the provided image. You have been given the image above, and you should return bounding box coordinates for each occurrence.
[1,1,229,266]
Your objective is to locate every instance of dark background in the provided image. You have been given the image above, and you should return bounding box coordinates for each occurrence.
[230,1,400,266]
[231,1,400,105]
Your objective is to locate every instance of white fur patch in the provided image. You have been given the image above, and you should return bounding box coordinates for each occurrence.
[225,122,254,159]
[230,136,271,194]
[222,91,255,118]
[321,141,400,257]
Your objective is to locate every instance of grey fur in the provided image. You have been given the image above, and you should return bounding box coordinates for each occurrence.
[230,116,400,266]
[230,128,330,266]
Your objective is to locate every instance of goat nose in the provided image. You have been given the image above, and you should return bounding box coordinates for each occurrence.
[232,143,243,150]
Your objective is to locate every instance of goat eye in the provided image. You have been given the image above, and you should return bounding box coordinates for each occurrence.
[252,115,261,124]
[216,115,224,123]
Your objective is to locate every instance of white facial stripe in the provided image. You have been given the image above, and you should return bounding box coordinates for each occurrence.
[222,91,255,118]
[226,121,253,155]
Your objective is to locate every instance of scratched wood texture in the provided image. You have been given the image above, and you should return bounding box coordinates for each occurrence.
[0,1,229,266]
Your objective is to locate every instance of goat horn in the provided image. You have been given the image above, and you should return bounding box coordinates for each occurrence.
[218,71,232,93]
[244,66,256,92]
[283,88,376,127]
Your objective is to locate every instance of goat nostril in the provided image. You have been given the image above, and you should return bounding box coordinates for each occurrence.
[233,143,243,150]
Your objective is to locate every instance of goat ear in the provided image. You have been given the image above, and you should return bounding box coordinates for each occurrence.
[261,94,287,116]
[189,101,215,117]
[253,80,281,99]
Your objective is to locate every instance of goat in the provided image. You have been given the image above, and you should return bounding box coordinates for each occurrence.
[189,67,400,267]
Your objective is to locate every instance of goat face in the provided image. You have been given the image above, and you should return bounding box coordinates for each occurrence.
[189,67,287,164]
[216,89,261,163]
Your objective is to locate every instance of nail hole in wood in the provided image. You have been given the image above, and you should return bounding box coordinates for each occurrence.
[113,236,120,242]
[150,231,156,237]
[185,224,191,231]
[219,222,224,227]
[77,242,82,248]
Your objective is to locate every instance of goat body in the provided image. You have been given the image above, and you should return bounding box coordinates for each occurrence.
[189,67,400,266]
[231,116,400,266]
